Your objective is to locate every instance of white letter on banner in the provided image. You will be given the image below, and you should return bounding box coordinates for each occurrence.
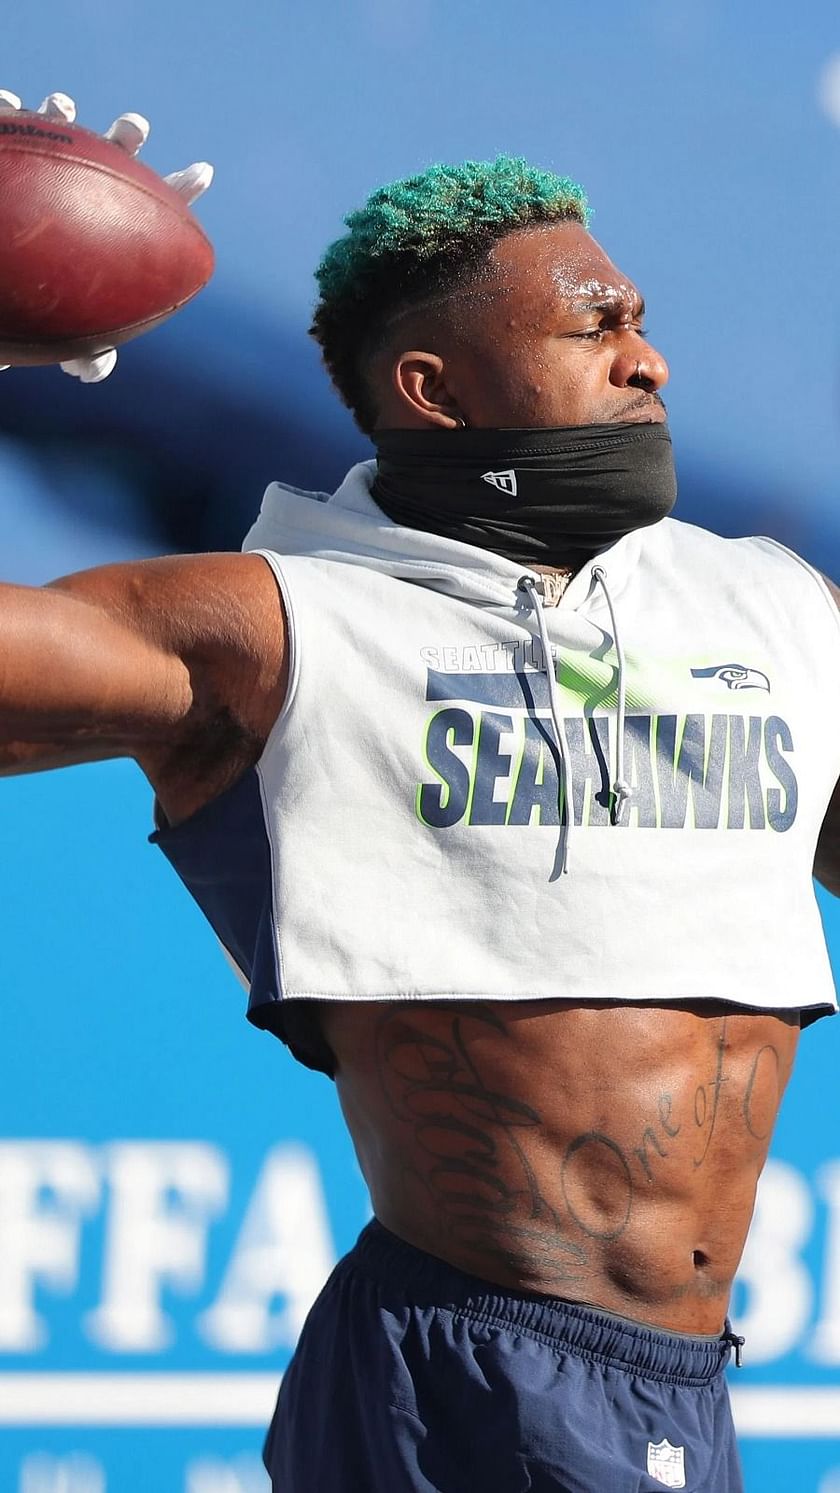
[809,1161,840,1361]
[86,1142,228,1351]
[0,1142,99,1350]
[731,1157,812,1362]
[19,1452,106,1493]
[199,1143,335,1352]
[185,1457,268,1493]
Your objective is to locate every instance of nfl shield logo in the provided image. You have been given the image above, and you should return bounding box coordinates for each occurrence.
[646,1438,686,1488]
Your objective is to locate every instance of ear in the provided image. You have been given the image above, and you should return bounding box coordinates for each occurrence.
[391,350,465,430]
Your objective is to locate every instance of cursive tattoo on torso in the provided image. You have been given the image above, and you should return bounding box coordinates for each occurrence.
[371,1002,789,1287]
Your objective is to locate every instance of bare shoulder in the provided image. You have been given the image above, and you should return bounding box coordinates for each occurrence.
[48,550,284,650]
[50,550,289,823]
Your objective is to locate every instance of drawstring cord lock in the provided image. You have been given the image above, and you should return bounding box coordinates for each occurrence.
[610,777,633,824]
[723,1329,746,1368]
[591,565,631,826]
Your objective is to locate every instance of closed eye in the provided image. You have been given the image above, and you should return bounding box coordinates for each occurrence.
[571,325,650,342]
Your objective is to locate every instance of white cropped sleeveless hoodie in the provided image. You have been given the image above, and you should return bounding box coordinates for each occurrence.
[153,459,840,1064]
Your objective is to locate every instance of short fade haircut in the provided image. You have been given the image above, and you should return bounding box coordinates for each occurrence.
[310,154,589,434]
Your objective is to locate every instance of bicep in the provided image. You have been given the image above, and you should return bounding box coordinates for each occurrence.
[0,552,286,772]
[0,573,192,753]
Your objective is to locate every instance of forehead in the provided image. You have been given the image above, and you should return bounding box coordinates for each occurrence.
[484,221,640,322]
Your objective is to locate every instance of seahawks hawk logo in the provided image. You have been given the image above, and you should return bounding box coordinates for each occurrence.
[690,663,770,692]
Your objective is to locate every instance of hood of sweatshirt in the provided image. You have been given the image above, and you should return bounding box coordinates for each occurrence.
[242,459,650,614]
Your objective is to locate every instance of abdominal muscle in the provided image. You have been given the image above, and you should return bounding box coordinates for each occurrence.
[321,998,800,1335]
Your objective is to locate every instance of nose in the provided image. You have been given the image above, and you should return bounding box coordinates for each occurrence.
[610,343,669,393]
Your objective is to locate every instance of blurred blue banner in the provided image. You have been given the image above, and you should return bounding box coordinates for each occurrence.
[0,764,370,1491]
[4,776,840,1487]
[2,765,840,1492]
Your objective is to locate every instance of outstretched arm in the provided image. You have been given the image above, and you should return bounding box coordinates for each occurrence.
[0,553,287,812]
[0,94,265,809]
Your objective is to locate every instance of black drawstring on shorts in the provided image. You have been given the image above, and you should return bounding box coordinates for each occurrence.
[723,1328,746,1368]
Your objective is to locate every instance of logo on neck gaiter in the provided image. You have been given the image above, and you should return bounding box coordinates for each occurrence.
[481,469,517,496]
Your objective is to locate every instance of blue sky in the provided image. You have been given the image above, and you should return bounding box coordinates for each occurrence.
[3,0,840,555]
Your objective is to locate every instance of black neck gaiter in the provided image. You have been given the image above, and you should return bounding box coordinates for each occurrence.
[372,421,677,569]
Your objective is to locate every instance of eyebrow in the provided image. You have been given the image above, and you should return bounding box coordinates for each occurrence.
[571,292,646,319]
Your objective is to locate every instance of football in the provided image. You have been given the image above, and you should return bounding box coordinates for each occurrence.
[0,111,215,365]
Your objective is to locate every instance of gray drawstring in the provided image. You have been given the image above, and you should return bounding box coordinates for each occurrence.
[592,565,632,824]
[518,576,573,873]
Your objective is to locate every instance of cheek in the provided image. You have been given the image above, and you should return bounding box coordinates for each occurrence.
[459,346,540,419]
[459,339,602,426]
[521,355,599,422]
[493,343,569,397]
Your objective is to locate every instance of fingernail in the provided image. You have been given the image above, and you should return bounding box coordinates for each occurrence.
[36,92,77,122]
[104,112,150,153]
[164,161,214,205]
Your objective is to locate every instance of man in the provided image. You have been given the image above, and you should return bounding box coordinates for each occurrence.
[3,97,839,1493]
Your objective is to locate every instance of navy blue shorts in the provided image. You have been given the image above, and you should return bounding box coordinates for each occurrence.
[263,1220,743,1492]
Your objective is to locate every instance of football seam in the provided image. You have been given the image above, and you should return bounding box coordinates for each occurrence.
[0,285,206,346]
[0,144,213,249]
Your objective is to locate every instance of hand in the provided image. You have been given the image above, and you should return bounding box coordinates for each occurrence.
[0,90,213,382]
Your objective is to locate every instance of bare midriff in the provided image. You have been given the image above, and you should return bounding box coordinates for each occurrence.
[320,999,800,1334]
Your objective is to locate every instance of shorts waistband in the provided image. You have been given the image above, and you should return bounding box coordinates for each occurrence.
[350,1221,735,1387]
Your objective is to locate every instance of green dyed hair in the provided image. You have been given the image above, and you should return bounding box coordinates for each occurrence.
[310,154,589,433]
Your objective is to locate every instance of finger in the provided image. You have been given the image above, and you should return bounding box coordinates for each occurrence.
[60,349,118,383]
[104,111,150,156]
[36,92,77,123]
[0,91,22,113]
[164,161,214,206]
